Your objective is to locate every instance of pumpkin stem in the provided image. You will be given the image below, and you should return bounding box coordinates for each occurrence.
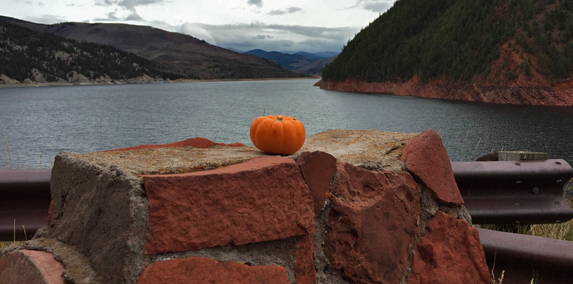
[276,115,284,121]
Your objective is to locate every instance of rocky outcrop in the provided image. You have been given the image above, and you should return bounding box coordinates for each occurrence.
[0,74,22,88]
[316,78,573,106]
[0,129,490,284]
[0,73,170,88]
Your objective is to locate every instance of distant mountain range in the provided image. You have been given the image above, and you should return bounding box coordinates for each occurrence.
[0,19,184,86]
[0,16,303,82]
[243,49,339,76]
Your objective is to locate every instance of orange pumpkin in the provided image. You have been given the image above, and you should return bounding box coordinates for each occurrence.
[250,115,305,155]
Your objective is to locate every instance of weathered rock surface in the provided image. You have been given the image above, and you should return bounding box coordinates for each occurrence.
[70,129,416,175]
[400,129,464,206]
[0,250,64,284]
[36,154,148,284]
[143,156,315,254]
[409,211,490,284]
[47,200,54,225]
[316,79,573,106]
[137,256,290,284]
[297,151,337,214]
[295,234,317,284]
[298,129,417,172]
[325,162,420,284]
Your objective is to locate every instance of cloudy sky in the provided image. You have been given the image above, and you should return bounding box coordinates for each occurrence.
[2,0,396,53]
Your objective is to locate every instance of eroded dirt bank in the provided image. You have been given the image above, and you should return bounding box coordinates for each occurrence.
[315,78,573,106]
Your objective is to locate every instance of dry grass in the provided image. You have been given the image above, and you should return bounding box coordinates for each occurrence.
[480,216,573,242]
[490,269,505,284]
[529,181,573,241]
[529,198,573,241]
[484,179,573,283]
[0,241,18,249]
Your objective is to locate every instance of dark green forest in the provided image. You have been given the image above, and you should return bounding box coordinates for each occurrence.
[0,20,184,82]
[322,0,573,83]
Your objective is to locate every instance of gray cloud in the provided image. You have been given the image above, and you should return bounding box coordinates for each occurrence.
[179,22,356,53]
[94,9,142,22]
[118,0,165,10]
[24,14,67,24]
[268,7,302,16]
[125,12,143,20]
[248,0,262,8]
[363,2,390,12]
[95,0,116,6]
[253,34,273,40]
[94,0,166,21]
[95,10,120,21]
[342,0,393,13]
[95,0,165,8]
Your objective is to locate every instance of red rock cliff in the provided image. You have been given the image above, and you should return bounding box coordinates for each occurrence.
[316,77,573,106]
[318,37,573,106]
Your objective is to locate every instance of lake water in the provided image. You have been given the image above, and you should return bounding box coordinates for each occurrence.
[1,79,572,168]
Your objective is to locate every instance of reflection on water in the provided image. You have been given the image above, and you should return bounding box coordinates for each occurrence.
[1,79,572,168]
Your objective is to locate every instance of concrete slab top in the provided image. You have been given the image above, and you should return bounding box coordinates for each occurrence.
[66,129,418,175]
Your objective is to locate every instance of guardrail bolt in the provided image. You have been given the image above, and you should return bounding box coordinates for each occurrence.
[531,187,539,194]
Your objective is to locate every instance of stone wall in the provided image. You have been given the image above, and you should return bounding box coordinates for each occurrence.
[0,129,490,284]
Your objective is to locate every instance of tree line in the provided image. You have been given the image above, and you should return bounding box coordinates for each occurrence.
[322,0,573,84]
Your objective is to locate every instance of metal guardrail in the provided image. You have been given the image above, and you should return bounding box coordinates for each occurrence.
[454,159,573,283]
[478,228,573,284]
[0,169,51,242]
[452,159,573,224]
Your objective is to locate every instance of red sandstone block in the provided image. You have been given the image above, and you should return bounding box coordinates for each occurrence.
[296,151,337,215]
[108,137,245,151]
[295,234,316,284]
[0,250,65,284]
[324,162,420,284]
[137,256,290,284]
[143,156,315,254]
[400,129,464,205]
[409,211,490,284]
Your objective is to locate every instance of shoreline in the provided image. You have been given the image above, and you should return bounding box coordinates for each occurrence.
[315,79,573,107]
[0,76,322,89]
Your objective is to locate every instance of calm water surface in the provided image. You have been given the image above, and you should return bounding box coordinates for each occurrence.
[1,79,572,168]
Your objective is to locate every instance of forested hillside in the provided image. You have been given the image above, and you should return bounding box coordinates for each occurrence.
[323,0,573,84]
[1,16,301,80]
[0,19,182,84]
